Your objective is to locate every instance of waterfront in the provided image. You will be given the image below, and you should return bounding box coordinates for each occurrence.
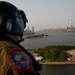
[41,62,75,65]
[21,32,75,75]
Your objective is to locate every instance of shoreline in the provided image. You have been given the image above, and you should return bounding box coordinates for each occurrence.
[41,62,75,65]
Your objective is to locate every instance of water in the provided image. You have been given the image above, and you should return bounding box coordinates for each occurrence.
[40,65,75,75]
[21,32,75,75]
[21,32,75,49]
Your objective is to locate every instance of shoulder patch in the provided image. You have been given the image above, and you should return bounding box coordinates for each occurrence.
[8,48,32,70]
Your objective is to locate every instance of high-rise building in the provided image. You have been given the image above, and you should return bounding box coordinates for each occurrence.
[27,26,29,33]
[70,20,73,28]
[70,20,72,27]
[32,26,34,33]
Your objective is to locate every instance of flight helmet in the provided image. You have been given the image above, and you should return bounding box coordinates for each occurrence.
[0,1,28,36]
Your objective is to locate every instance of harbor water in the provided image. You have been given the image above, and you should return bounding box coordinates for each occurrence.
[21,32,75,49]
[40,64,75,75]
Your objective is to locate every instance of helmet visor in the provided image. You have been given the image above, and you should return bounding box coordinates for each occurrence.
[14,16,24,36]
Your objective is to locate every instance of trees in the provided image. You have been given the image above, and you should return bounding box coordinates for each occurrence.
[38,45,75,62]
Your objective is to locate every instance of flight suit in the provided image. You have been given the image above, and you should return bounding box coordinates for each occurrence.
[0,40,37,75]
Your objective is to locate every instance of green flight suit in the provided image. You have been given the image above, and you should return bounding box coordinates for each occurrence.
[0,40,37,75]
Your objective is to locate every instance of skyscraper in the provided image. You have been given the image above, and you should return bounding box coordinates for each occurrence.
[32,26,34,33]
[27,26,29,33]
[70,20,72,27]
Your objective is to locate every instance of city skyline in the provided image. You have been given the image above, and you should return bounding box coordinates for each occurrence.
[2,0,75,31]
[26,20,75,32]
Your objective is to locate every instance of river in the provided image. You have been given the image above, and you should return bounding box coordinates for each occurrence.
[21,32,75,49]
[40,64,75,75]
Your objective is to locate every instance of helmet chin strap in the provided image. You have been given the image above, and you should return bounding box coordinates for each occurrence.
[18,36,24,43]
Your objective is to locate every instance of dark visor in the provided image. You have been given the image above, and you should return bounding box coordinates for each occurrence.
[14,16,24,36]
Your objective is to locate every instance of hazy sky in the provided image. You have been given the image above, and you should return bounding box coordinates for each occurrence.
[1,0,75,31]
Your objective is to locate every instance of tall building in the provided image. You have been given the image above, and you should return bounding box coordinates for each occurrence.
[27,26,29,33]
[32,26,34,33]
[70,20,72,26]
[70,20,73,28]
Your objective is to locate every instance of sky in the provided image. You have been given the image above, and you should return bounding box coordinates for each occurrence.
[1,0,75,31]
